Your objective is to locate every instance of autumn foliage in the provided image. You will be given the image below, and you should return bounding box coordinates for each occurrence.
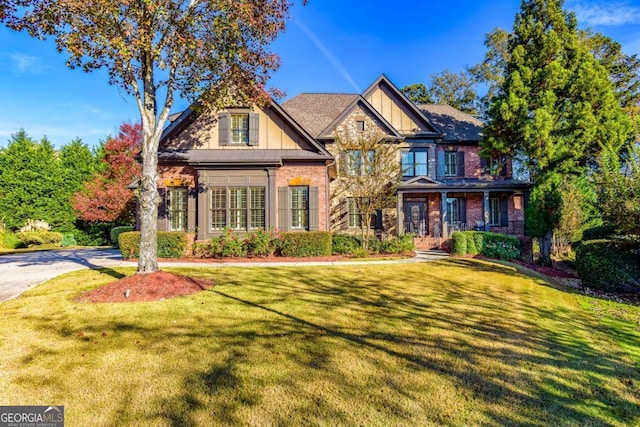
[72,123,141,222]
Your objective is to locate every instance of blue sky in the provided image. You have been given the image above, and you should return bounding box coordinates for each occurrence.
[1,0,639,148]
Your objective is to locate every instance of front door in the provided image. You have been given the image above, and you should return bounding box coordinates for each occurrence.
[404,201,427,235]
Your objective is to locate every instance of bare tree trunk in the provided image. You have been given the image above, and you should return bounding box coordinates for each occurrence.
[538,231,553,266]
[137,143,159,274]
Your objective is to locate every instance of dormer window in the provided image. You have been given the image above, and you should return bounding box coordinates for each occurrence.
[231,114,249,144]
[218,111,259,146]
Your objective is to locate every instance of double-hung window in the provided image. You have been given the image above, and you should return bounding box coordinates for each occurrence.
[210,187,266,231]
[290,186,309,230]
[401,149,428,177]
[230,114,249,145]
[444,152,457,177]
[345,149,375,176]
[347,198,376,229]
[168,188,188,231]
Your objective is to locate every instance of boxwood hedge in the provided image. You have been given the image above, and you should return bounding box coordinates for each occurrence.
[451,231,522,260]
[118,231,188,259]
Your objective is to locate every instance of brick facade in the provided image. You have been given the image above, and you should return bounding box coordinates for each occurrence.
[276,162,330,231]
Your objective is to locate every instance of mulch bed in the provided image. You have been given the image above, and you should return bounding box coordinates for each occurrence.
[77,271,215,303]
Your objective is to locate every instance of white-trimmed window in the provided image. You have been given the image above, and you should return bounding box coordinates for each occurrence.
[168,187,188,231]
[231,114,249,144]
[291,186,309,230]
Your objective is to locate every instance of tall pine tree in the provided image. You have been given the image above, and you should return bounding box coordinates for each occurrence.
[483,0,632,264]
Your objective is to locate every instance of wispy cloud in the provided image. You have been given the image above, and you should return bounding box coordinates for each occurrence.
[568,1,640,26]
[7,52,48,74]
[292,19,361,93]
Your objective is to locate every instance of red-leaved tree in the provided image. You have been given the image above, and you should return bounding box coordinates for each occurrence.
[72,122,142,223]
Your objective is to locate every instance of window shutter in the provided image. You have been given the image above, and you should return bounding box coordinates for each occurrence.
[218,112,230,146]
[248,112,259,146]
[457,151,465,177]
[375,209,383,230]
[437,150,445,178]
[187,188,196,232]
[278,186,290,232]
[157,188,168,231]
[309,186,319,231]
[501,197,509,227]
[459,198,467,224]
[341,198,349,230]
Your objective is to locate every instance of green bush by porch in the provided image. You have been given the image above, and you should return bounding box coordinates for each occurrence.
[451,231,522,260]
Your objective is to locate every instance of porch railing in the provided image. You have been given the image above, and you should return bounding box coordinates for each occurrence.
[405,220,525,237]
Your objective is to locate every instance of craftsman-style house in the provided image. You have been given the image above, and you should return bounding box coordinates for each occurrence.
[153,75,529,243]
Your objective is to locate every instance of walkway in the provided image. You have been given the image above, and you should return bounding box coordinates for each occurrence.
[0,248,449,303]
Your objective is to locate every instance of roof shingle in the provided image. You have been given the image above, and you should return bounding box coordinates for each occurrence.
[282,93,358,138]
[418,104,483,142]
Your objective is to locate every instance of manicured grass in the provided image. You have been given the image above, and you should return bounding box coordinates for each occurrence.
[1,259,639,426]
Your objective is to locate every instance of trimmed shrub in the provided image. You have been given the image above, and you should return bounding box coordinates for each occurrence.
[381,234,415,254]
[451,231,522,260]
[245,228,278,257]
[582,225,617,242]
[576,239,640,293]
[351,247,368,258]
[110,226,134,247]
[451,231,467,255]
[482,233,521,260]
[61,233,77,247]
[118,231,188,259]
[333,234,361,255]
[16,231,63,247]
[279,231,332,257]
[1,230,24,249]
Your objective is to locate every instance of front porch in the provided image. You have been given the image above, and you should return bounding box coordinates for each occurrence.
[397,190,527,239]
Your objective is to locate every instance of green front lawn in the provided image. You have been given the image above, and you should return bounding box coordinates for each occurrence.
[1,260,639,426]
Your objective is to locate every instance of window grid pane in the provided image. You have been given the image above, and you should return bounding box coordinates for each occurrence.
[231,114,249,144]
[210,188,226,230]
[446,198,459,225]
[348,198,359,228]
[444,152,457,176]
[169,188,188,231]
[229,187,247,230]
[250,187,265,229]
[489,197,500,226]
[291,186,309,229]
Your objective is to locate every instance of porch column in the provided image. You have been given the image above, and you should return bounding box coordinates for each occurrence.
[397,192,404,235]
[440,191,448,238]
[483,191,490,231]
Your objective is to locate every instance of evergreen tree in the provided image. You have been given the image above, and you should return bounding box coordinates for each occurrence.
[0,130,67,229]
[483,0,632,264]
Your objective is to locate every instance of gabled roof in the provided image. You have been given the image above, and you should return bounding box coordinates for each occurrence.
[159,98,333,159]
[281,93,358,138]
[316,96,403,140]
[362,74,442,137]
[418,104,483,142]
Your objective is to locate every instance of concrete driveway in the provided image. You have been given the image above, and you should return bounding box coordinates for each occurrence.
[0,248,448,303]
[0,248,126,302]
